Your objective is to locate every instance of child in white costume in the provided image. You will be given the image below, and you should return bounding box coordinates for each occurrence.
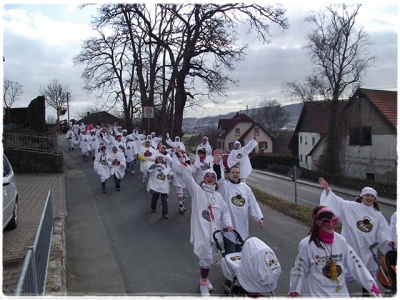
[289,206,380,297]
[66,127,76,150]
[109,145,126,191]
[94,145,112,193]
[177,150,233,297]
[319,177,394,281]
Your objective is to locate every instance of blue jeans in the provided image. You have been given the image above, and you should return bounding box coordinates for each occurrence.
[151,191,168,216]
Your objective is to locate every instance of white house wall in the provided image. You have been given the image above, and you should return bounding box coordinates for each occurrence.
[342,134,397,182]
[298,132,320,170]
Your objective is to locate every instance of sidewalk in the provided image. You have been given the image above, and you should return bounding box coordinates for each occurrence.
[2,171,67,295]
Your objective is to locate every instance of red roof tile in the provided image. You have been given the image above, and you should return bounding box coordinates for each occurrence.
[352,88,397,128]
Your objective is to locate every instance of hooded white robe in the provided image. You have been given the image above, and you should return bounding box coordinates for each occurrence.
[218,178,263,243]
[181,163,232,261]
[94,150,111,182]
[227,139,257,179]
[320,189,392,275]
[108,151,126,179]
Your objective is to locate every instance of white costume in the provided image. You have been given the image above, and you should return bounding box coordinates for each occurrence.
[145,156,172,194]
[75,132,91,155]
[227,139,257,180]
[89,131,100,158]
[94,150,111,182]
[72,123,80,136]
[320,190,392,277]
[109,151,126,180]
[125,137,138,161]
[196,139,212,157]
[218,178,263,243]
[66,128,76,150]
[137,141,157,183]
[191,155,214,184]
[289,232,377,297]
[181,163,232,263]
[166,134,186,152]
[171,153,188,190]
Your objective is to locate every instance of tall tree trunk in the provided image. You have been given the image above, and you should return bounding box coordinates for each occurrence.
[324,99,341,174]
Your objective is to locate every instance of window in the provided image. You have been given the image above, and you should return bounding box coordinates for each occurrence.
[259,142,267,149]
[312,137,315,146]
[305,136,308,145]
[300,136,303,144]
[254,128,260,136]
[300,155,303,162]
[349,126,372,146]
[235,128,240,136]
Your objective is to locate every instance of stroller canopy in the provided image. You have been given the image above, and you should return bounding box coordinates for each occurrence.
[236,237,281,293]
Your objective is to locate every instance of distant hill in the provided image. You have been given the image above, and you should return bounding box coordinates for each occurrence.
[183,102,303,132]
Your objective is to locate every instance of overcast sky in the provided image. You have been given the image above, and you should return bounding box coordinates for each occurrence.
[2,1,398,121]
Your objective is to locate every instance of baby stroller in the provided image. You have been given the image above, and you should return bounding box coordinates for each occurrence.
[213,229,281,297]
[370,242,397,296]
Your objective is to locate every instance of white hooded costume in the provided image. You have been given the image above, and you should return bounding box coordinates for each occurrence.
[181,164,232,262]
[108,150,126,180]
[227,139,257,180]
[94,149,112,182]
[218,178,263,243]
[145,154,172,194]
[320,189,392,277]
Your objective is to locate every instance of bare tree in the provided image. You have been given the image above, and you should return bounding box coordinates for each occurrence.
[39,79,73,121]
[76,3,288,136]
[3,79,23,123]
[283,4,374,174]
[251,100,289,138]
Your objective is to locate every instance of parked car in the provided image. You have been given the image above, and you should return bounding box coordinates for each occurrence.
[3,154,19,230]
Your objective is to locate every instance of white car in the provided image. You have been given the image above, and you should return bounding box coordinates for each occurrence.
[3,154,19,230]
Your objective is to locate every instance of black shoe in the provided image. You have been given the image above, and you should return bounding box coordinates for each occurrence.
[163,215,169,220]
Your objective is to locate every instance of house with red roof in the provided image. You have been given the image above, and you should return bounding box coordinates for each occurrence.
[289,88,397,183]
[217,113,273,153]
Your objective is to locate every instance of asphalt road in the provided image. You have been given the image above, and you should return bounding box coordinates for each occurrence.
[61,137,389,297]
[248,170,396,222]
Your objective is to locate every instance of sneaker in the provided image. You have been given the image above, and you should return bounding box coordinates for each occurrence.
[199,284,210,297]
[207,280,213,292]
[179,208,185,214]
[163,215,169,220]
[131,171,135,175]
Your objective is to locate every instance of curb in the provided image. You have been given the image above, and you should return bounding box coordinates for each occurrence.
[46,216,67,296]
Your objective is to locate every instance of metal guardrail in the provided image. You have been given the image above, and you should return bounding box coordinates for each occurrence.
[2,133,58,153]
[14,190,54,296]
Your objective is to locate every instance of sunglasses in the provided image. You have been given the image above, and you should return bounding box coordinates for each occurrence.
[318,217,339,227]
[204,174,216,180]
